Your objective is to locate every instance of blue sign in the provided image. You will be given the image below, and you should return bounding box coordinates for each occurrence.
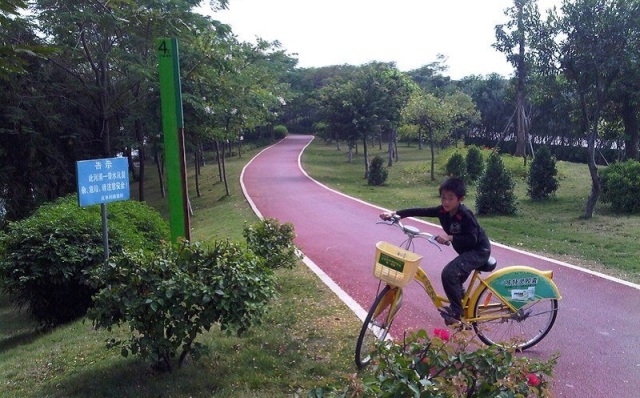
[76,157,130,207]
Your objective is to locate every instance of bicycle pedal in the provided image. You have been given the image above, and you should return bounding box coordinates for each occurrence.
[454,322,472,331]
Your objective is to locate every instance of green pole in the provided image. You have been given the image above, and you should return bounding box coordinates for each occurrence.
[157,38,191,242]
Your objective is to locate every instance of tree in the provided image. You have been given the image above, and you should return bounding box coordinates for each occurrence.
[466,146,485,182]
[402,91,452,180]
[317,62,412,178]
[494,0,543,161]
[445,152,467,181]
[476,152,517,215]
[0,0,34,78]
[527,145,558,200]
[458,74,513,143]
[546,0,640,218]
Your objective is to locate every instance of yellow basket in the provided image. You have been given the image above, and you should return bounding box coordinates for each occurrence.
[373,241,423,287]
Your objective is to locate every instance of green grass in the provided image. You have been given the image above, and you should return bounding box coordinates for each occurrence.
[302,139,640,283]
[0,143,361,398]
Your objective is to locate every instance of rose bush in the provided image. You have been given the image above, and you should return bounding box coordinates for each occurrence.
[309,328,558,397]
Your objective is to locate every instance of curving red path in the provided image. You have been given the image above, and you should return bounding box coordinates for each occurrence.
[241,135,640,397]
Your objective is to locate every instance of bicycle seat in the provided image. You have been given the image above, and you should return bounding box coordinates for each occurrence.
[478,256,497,273]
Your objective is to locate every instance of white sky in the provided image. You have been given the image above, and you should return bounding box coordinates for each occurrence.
[201,0,562,80]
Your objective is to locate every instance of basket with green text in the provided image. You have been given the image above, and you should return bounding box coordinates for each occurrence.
[373,241,423,287]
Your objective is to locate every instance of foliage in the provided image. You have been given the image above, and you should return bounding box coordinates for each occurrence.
[309,328,557,397]
[476,152,517,215]
[273,124,289,139]
[545,0,640,218]
[243,217,302,270]
[528,146,559,200]
[445,152,467,181]
[367,155,388,186]
[465,145,485,182]
[88,239,277,371]
[600,160,640,213]
[315,62,414,177]
[0,195,168,329]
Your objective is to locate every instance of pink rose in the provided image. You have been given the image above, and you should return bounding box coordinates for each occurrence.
[527,373,541,387]
[432,328,450,341]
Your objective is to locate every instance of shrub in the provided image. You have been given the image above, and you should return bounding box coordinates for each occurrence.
[243,218,302,270]
[465,146,485,182]
[367,155,388,186]
[0,195,168,329]
[528,146,559,200]
[88,240,277,371]
[445,152,467,181]
[600,160,640,213]
[310,329,557,397]
[476,152,517,215]
[273,124,289,139]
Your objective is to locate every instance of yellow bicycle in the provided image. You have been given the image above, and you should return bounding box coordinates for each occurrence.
[355,216,562,369]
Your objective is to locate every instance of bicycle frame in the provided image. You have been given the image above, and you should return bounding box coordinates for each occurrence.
[401,264,561,324]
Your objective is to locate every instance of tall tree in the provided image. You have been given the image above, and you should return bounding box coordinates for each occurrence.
[494,0,543,160]
[547,0,639,218]
[403,91,451,181]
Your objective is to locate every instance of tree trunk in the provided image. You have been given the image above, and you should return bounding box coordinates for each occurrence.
[194,152,201,197]
[621,102,639,160]
[135,120,145,202]
[429,140,436,181]
[584,123,601,219]
[387,129,394,167]
[154,149,166,198]
[582,91,601,219]
[363,136,369,179]
[514,2,527,159]
[215,140,223,182]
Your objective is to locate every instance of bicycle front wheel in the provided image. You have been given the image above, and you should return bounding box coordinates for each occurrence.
[355,285,398,369]
[471,285,558,351]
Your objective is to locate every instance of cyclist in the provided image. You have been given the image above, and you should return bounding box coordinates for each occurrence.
[380,177,491,325]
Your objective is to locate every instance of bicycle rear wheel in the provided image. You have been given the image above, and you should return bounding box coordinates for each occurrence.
[355,285,398,369]
[471,285,558,351]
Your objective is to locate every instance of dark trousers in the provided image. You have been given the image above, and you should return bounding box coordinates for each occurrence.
[441,248,491,316]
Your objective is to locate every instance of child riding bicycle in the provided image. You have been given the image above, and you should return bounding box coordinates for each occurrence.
[380,177,491,325]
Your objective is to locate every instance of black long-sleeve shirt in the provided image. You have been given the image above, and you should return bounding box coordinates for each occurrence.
[396,204,490,255]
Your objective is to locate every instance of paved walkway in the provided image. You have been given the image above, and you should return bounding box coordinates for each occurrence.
[241,134,640,397]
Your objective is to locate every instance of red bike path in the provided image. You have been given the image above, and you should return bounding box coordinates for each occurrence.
[240,134,640,397]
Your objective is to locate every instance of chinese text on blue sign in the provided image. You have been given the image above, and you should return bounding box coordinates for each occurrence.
[76,157,130,207]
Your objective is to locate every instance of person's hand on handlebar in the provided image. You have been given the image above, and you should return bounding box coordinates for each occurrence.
[379,212,396,221]
[434,235,452,246]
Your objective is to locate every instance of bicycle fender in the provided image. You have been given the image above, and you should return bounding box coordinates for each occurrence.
[472,266,562,310]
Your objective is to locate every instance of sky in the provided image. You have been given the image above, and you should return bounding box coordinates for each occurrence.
[201,0,563,80]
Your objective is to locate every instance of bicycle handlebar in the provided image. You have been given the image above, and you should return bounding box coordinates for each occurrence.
[377,215,443,252]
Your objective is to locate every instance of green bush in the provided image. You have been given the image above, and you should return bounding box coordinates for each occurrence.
[0,195,168,329]
[89,240,277,371]
[528,146,559,200]
[243,218,302,270]
[465,146,485,182]
[476,152,517,215]
[445,152,467,181]
[273,124,289,139]
[367,155,388,186]
[600,160,640,213]
[310,329,557,397]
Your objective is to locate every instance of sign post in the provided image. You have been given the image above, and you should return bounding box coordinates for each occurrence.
[76,157,130,265]
[157,37,191,242]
